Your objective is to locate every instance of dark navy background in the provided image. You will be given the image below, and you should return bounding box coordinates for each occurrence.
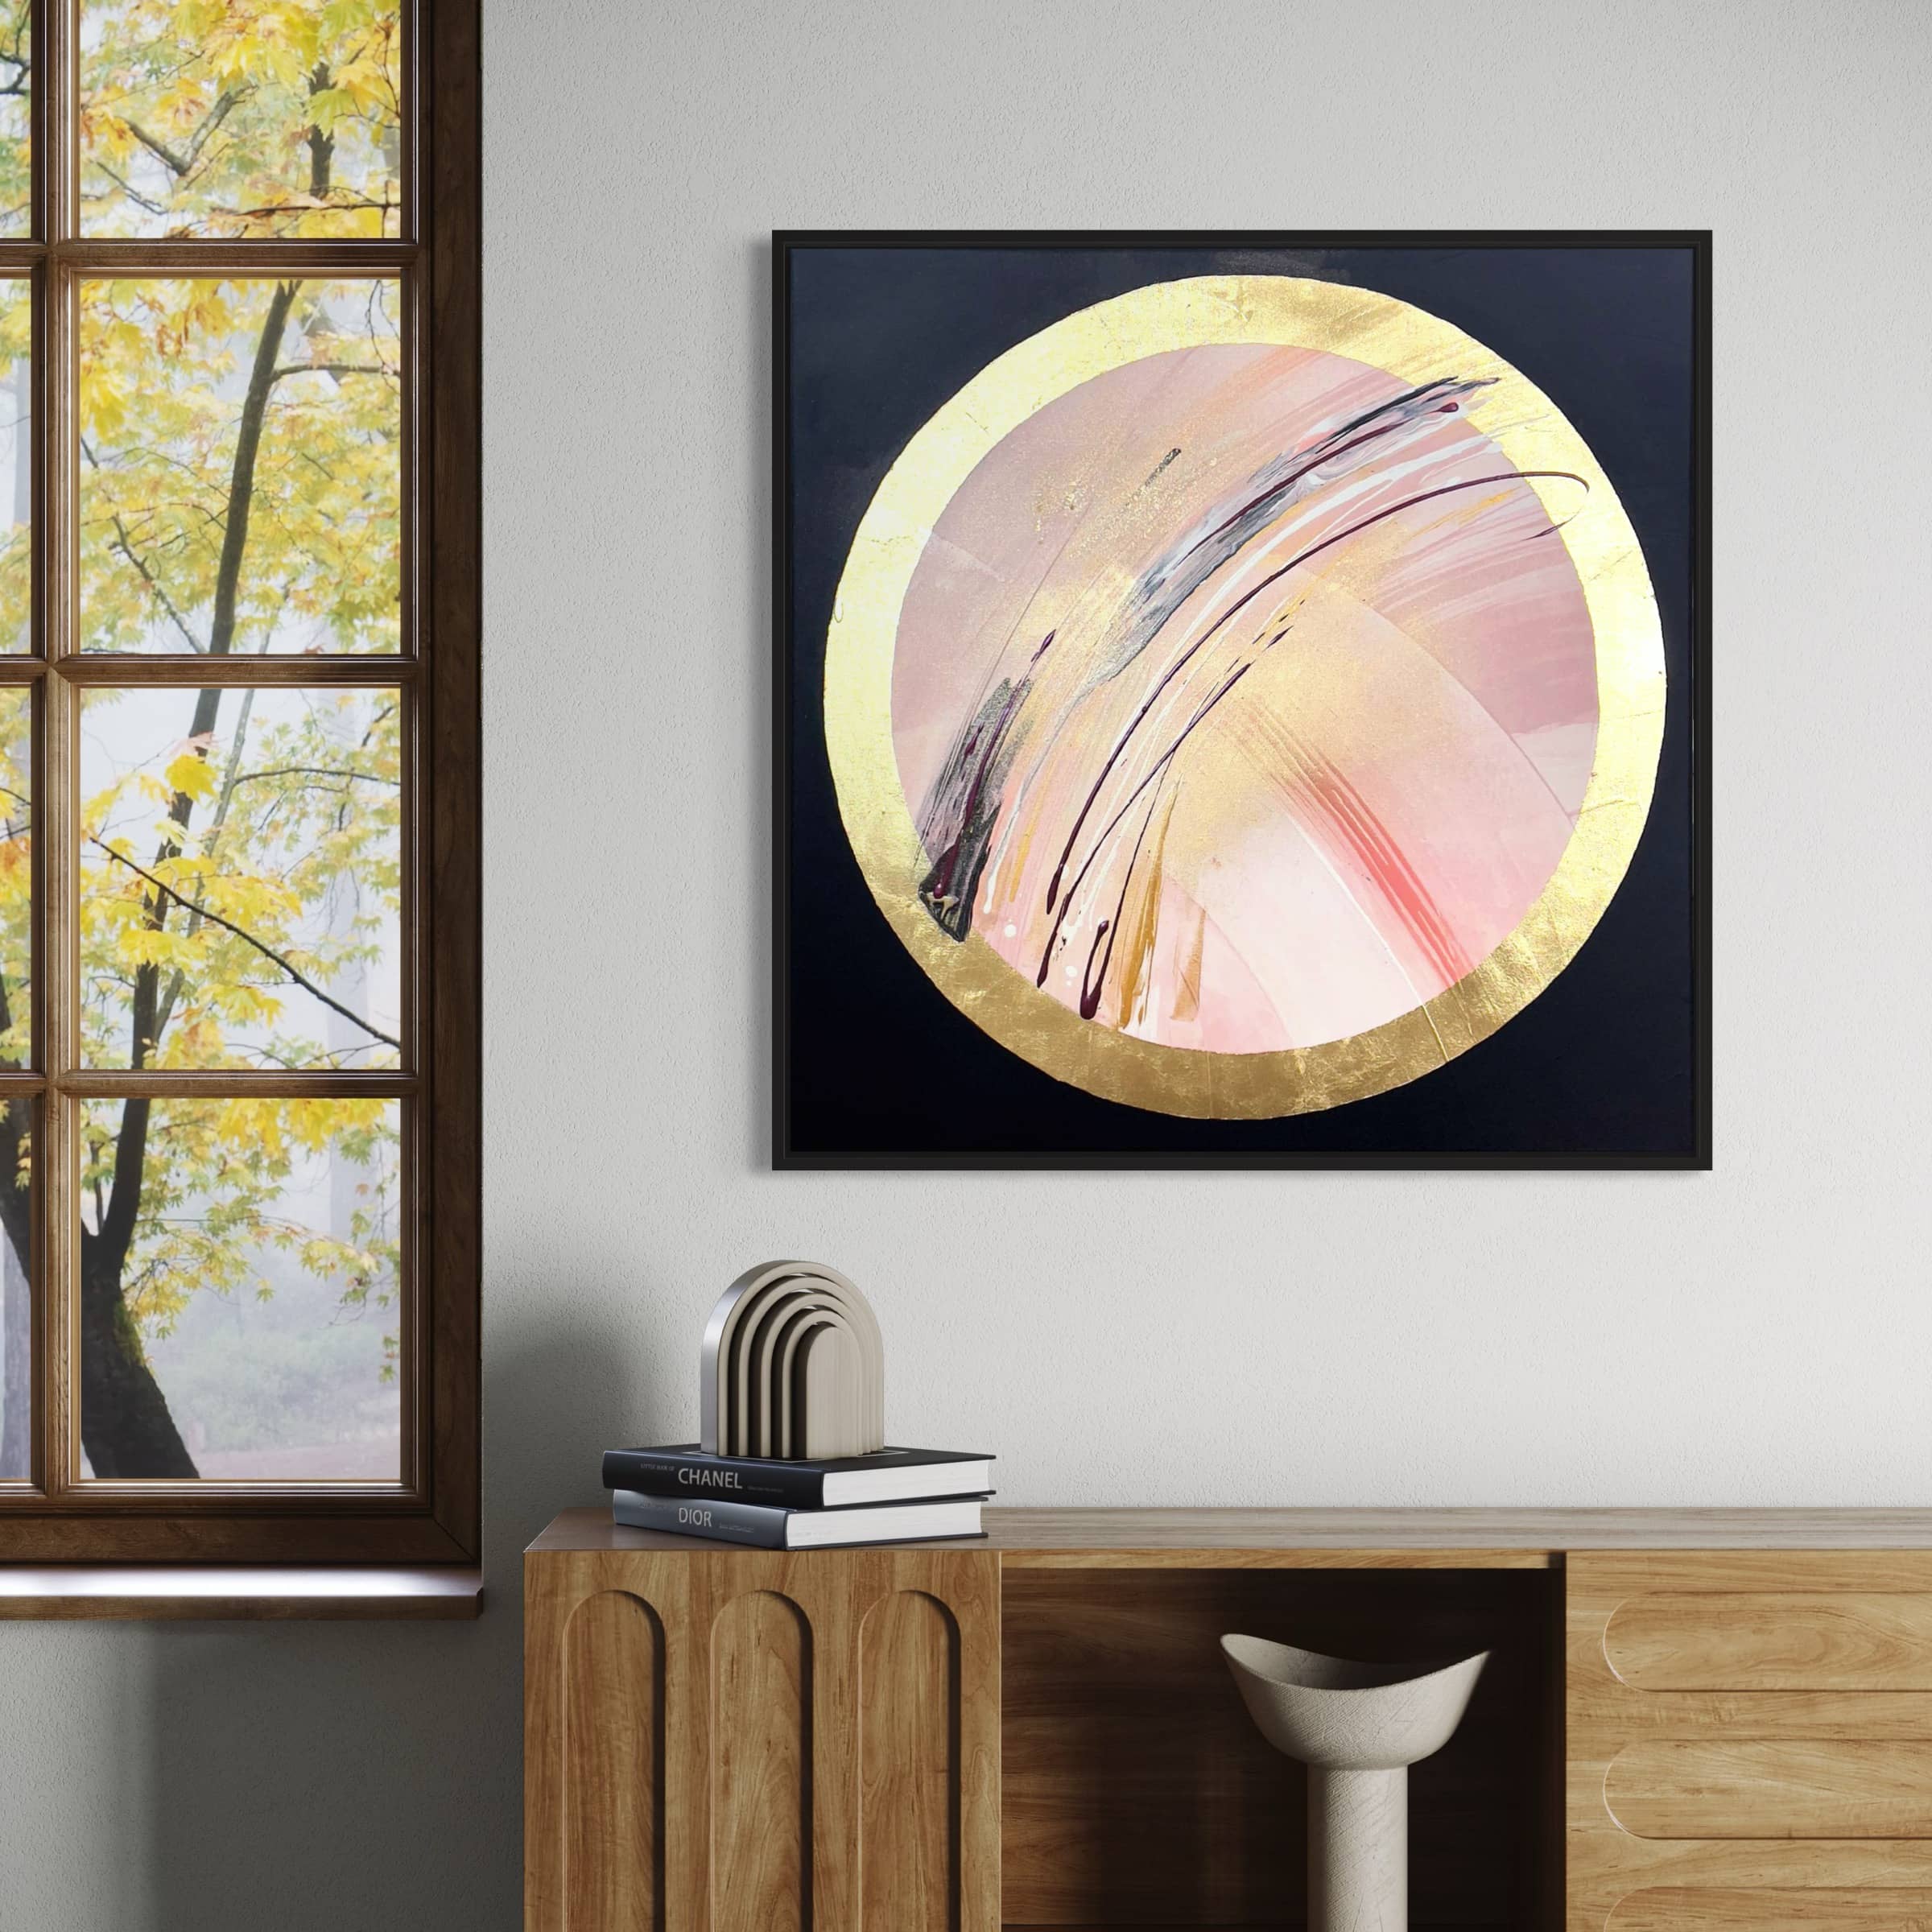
[780,242,1700,1164]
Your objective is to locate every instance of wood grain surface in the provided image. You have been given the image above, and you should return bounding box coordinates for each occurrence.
[530,1505,1932,1563]
[1001,1564,1557,1927]
[526,1517,1932,1932]
[1605,1889,1932,1930]
[861,1589,959,1932]
[526,1542,999,1932]
[1607,1593,1932,1690]
[563,1591,663,1929]
[1569,1553,1932,1932]
[712,1591,809,1931]
[1605,1740,1932,1839]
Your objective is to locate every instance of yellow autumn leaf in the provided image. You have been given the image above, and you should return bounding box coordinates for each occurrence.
[163,749,220,803]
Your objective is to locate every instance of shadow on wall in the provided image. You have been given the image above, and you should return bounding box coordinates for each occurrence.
[140,1617,505,1930]
[744,231,774,1172]
[132,1301,675,1932]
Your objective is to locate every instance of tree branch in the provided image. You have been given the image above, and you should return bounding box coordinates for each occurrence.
[270,362,394,384]
[152,677,259,1045]
[94,836,400,1051]
[184,88,244,167]
[109,513,206,653]
[122,89,242,182]
[122,118,190,176]
[88,157,169,218]
[233,765,398,788]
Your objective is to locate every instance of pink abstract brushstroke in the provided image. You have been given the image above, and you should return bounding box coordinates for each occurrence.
[890,343,1597,1053]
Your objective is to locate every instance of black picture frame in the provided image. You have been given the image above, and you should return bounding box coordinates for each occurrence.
[775,231,1711,1171]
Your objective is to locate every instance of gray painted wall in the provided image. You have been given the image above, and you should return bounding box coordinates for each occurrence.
[3,2,1927,1924]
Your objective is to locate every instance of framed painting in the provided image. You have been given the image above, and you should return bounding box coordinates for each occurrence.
[775,232,1709,1168]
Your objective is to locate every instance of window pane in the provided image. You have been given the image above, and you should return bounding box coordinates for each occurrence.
[80,2,401,237]
[80,278,402,654]
[81,684,402,1070]
[0,686,26,1055]
[0,684,24,1476]
[0,1095,27,1480]
[79,1097,401,1480]
[0,278,26,652]
[0,6,25,237]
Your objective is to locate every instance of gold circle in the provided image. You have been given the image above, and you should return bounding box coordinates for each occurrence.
[823,275,1665,1119]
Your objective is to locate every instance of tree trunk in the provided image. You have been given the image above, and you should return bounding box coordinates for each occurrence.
[79,279,300,1477]
[1,1225,26,1477]
[2,354,29,1468]
[78,1232,196,1478]
[76,105,328,1479]
[0,964,29,1476]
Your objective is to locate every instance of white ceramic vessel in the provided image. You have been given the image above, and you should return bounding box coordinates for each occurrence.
[1221,1634,1489,1932]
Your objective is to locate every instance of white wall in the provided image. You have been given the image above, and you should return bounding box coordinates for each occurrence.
[3,2,1928,1925]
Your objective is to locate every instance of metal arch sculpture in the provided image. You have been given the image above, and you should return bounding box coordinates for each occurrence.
[700,1261,885,1459]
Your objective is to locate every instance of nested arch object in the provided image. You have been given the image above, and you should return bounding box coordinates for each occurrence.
[700,1261,886,1459]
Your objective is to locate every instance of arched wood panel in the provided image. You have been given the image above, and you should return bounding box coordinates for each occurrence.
[562,1590,665,1931]
[526,1541,999,1932]
[711,1590,811,1932]
[860,1589,960,1931]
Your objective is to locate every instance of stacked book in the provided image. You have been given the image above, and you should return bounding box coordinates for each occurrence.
[602,1443,995,1549]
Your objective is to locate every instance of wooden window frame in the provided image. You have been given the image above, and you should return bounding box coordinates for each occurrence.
[0,0,479,1566]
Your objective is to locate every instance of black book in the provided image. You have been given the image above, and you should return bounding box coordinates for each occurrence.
[612,1488,988,1550]
[601,1443,994,1509]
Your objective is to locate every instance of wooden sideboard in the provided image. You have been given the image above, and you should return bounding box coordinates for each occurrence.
[525,1508,1932,1931]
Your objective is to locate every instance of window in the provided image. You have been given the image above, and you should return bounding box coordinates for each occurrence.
[0,1,477,1564]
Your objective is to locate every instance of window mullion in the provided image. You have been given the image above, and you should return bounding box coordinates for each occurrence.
[26,0,79,1506]
[36,264,73,1501]
[41,0,73,247]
